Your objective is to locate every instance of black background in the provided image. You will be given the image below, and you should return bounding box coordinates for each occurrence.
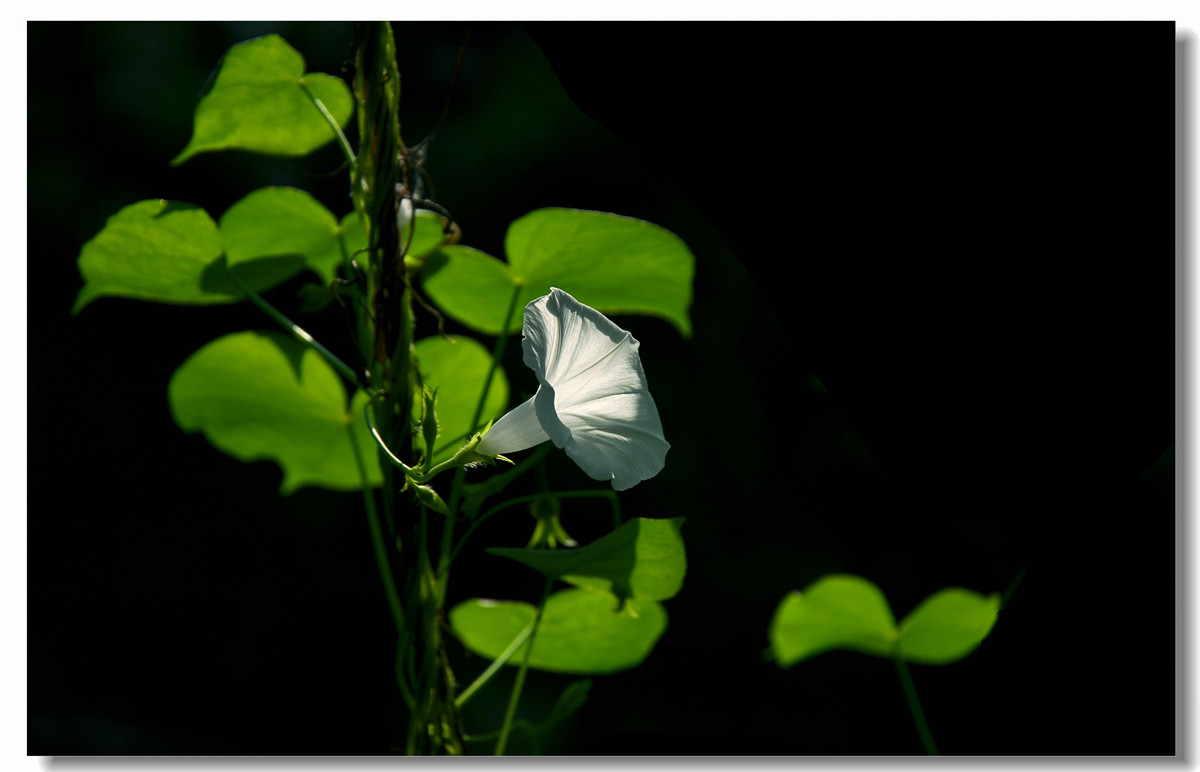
[29,22,1177,755]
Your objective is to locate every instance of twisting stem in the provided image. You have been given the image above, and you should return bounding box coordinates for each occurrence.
[226,268,364,388]
[894,658,939,755]
[495,578,552,756]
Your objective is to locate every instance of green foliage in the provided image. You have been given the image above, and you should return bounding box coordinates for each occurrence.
[487,518,686,602]
[172,34,353,165]
[450,588,667,675]
[769,574,1000,667]
[74,26,698,755]
[220,187,345,283]
[168,331,383,494]
[73,200,229,313]
[896,588,1004,664]
[422,208,695,337]
[411,335,509,463]
[73,192,359,314]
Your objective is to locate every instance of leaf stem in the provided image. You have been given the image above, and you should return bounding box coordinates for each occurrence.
[226,268,363,388]
[454,619,536,708]
[495,578,552,756]
[894,657,939,755]
[299,81,356,170]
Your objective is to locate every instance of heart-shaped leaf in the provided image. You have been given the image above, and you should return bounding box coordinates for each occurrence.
[73,195,331,314]
[421,208,695,337]
[73,200,228,313]
[769,574,897,667]
[168,330,382,493]
[487,518,686,601]
[769,574,1001,667]
[450,588,667,675]
[172,34,352,165]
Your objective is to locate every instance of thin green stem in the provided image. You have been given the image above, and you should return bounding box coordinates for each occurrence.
[432,284,524,610]
[495,578,552,756]
[452,489,619,563]
[299,81,356,169]
[894,657,939,755]
[454,619,536,708]
[226,268,363,388]
[347,421,414,711]
[468,284,523,442]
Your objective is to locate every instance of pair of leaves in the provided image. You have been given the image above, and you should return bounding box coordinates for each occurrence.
[422,208,696,338]
[768,574,1001,667]
[168,331,508,494]
[450,518,685,674]
[73,190,350,314]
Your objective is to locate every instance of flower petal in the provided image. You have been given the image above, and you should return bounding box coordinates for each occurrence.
[476,395,549,456]
[528,289,669,489]
[479,287,669,489]
[558,391,670,491]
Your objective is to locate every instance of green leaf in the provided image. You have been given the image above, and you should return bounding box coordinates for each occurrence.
[168,331,382,494]
[73,200,227,313]
[420,246,519,333]
[486,518,686,601]
[769,574,898,667]
[421,208,695,337]
[450,588,667,675]
[219,187,344,283]
[72,198,321,314]
[769,574,1002,667]
[896,588,1001,664]
[412,335,508,463]
[172,34,352,165]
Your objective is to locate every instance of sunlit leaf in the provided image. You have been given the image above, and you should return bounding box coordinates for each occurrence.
[412,335,508,463]
[219,187,343,283]
[770,574,1001,667]
[450,588,667,675]
[73,200,227,313]
[896,588,1001,664]
[172,34,352,165]
[769,574,897,667]
[420,246,519,333]
[72,198,322,314]
[421,208,695,337]
[168,331,382,494]
[506,208,694,337]
[487,518,686,601]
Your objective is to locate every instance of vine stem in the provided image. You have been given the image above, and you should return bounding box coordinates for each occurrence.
[894,658,939,755]
[226,268,364,388]
[495,578,552,756]
[435,283,524,605]
[346,421,414,711]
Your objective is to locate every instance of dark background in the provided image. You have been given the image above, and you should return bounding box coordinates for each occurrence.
[29,22,1177,755]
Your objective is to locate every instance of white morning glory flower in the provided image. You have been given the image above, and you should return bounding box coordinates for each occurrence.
[476,288,669,491]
